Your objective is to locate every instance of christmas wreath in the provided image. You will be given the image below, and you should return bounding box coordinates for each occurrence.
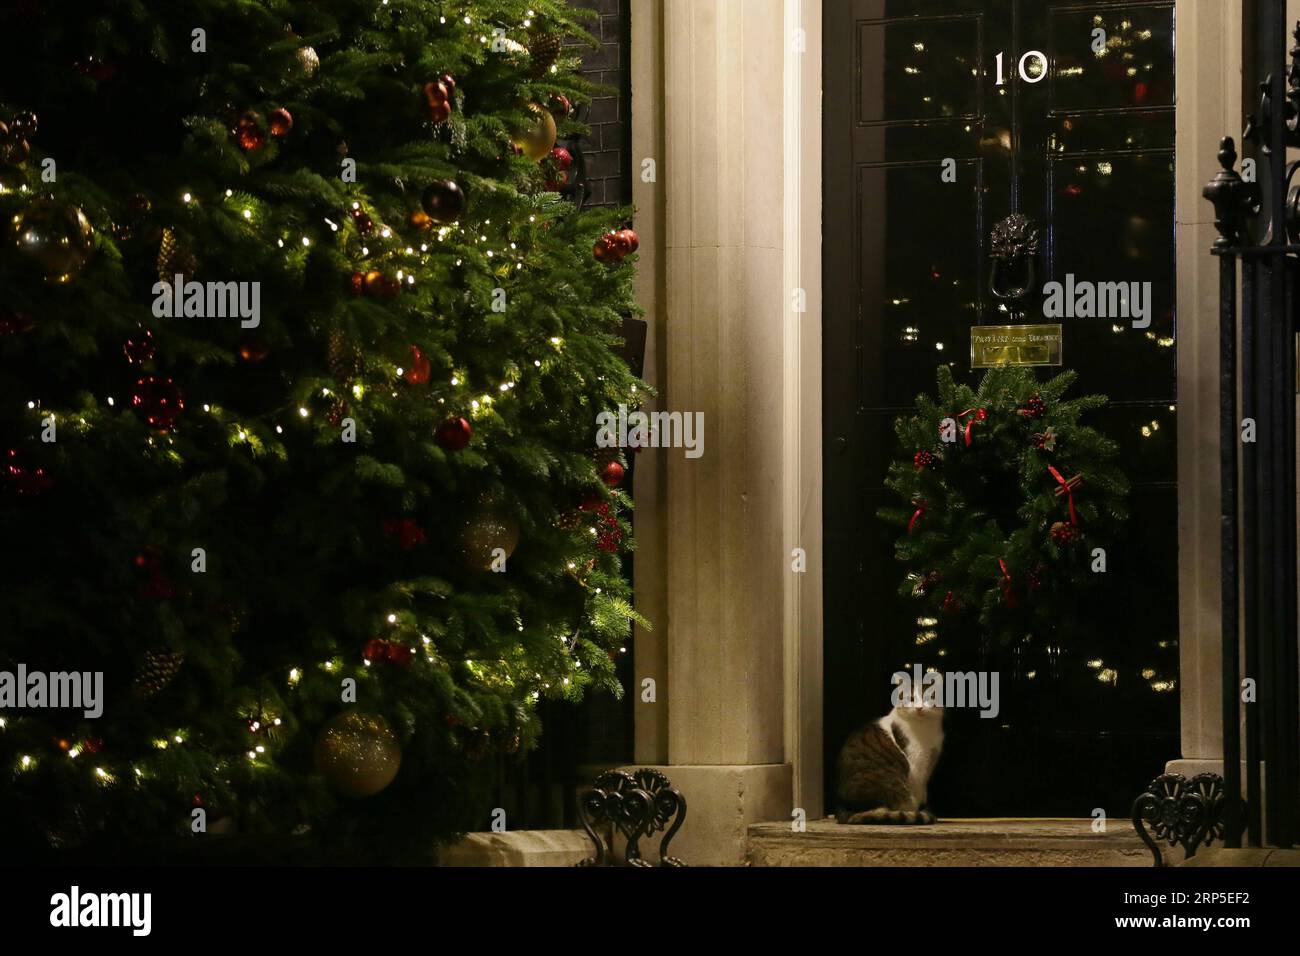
[880,365,1129,645]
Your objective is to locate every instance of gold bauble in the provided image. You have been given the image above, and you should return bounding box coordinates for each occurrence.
[295,45,320,76]
[11,200,94,283]
[461,510,521,571]
[510,104,557,162]
[313,710,402,798]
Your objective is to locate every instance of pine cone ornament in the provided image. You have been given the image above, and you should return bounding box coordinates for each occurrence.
[911,571,942,598]
[528,31,564,76]
[157,227,196,282]
[327,328,363,382]
[133,651,185,699]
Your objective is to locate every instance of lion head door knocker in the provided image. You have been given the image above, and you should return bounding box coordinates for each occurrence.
[988,213,1041,320]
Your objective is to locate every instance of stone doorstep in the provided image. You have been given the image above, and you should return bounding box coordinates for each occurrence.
[438,829,594,867]
[746,818,1161,867]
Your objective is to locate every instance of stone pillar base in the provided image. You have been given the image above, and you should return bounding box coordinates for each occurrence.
[625,763,793,866]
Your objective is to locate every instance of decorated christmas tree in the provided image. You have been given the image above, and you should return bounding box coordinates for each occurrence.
[0,0,643,862]
[880,366,1129,658]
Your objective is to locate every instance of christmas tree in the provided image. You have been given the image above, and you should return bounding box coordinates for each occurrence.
[0,0,643,862]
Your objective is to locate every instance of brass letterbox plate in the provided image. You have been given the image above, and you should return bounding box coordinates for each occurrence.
[971,324,1063,368]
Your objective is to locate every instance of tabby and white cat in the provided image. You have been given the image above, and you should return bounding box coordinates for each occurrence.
[835,698,944,825]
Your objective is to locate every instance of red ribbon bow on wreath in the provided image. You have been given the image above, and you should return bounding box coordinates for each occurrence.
[1048,465,1084,526]
[908,500,928,535]
[957,407,988,447]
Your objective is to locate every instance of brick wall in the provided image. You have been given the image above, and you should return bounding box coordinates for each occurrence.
[572,0,631,208]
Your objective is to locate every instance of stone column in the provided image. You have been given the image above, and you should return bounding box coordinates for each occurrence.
[1172,0,1244,773]
[629,0,795,865]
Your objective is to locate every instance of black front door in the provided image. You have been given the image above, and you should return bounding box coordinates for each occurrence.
[823,0,1179,816]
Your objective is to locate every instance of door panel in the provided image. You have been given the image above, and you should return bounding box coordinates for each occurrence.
[824,0,1179,817]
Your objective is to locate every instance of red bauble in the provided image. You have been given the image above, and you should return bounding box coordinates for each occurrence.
[239,339,270,363]
[404,345,431,385]
[593,235,617,263]
[268,107,293,137]
[349,206,374,236]
[383,517,427,550]
[422,78,453,122]
[551,146,573,170]
[4,448,53,495]
[435,417,473,451]
[550,94,572,117]
[362,638,389,663]
[913,450,937,470]
[426,99,452,124]
[386,643,414,667]
[123,329,155,364]
[615,228,640,254]
[363,269,400,299]
[132,375,183,430]
[599,460,625,488]
[423,79,451,113]
[578,490,605,512]
[235,113,265,151]
[134,548,175,599]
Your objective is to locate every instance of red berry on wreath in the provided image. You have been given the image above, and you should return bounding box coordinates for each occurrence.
[1033,428,1057,452]
[1050,521,1082,545]
[436,417,473,451]
[600,460,625,488]
[940,591,963,614]
[1022,393,1046,419]
[913,450,938,470]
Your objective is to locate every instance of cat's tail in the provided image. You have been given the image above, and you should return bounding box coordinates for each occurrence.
[835,807,936,825]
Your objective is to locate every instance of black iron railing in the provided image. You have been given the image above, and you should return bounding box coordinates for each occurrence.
[1199,0,1300,853]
